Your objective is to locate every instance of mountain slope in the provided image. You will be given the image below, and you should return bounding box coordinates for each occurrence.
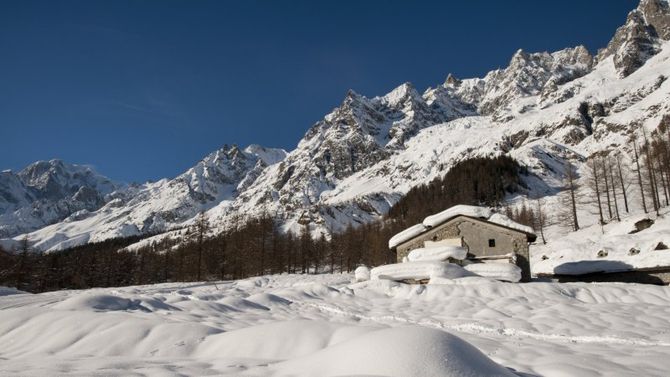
[213,19,669,239]
[3,0,670,253]
[2,145,286,251]
[0,160,119,239]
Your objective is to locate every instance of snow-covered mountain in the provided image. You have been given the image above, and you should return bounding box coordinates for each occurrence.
[3,0,670,252]
[1,145,286,251]
[0,160,119,239]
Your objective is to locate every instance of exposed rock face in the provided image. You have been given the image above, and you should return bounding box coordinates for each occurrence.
[475,47,593,116]
[121,144,288,236]
[597,0,670,77]
[640,0,670,39]
[0,145,287,249]
[226,82,470,223]
[4,0,670,252]
[0,160,119,238]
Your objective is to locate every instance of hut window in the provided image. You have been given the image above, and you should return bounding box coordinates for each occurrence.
[488,239,496,247]
[432,235,438,241]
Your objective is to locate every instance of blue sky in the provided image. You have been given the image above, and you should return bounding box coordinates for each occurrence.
[1,0,636,183]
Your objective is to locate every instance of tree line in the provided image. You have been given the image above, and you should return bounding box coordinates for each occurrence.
[0,155,527,293]
[7,118,666,293]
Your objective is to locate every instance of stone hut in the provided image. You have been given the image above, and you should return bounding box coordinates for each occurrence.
[389,205,537,282]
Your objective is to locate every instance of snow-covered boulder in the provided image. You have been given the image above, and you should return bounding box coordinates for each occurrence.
[354,265,371,282]
[464,263,522,282]
[407,246,467,262]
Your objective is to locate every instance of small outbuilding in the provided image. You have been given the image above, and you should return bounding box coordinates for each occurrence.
[389,205,537,282]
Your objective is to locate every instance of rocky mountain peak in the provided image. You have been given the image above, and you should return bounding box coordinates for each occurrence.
[510,49,530,65]
[243,144,287,166]
[640,0,670,39]
[5,0,670,252]
[380,82,422,107]
[0,159,120,239]
[342,89,365,106]
[225,144,245,161]
[597,0,669,77]
[19,159,66,189]
[18,159,117,198]
[444,73,462,87]
[475,46,592,116]
[551,46,593,69]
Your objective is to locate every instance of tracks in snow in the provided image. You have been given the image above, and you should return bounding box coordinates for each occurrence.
[301,301,670,348]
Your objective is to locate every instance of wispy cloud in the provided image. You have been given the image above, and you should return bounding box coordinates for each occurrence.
[106,92,192,127]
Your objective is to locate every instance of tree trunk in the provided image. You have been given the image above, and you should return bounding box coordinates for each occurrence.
[608,160,621,221]
[616,155,629,213]
[602,160,612,220]
[634,142,648,213]
[590,159,605,225]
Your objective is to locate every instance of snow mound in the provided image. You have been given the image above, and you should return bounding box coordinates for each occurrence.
[246,292,293,307]
[464,263,522,282]
[218,297,270,311]
[407,245,468,262]
[2,274,670,375]
[354,265,371,282]
[273,325,517,377]
[196,320,375,360]
[53,294,138,311]
[371,261,473,281]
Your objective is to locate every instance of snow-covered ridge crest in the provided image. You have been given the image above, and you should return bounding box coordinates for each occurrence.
[1,144,287,252]
[596,0,670,77]
[4,0,670,252]
[0,159,121,239]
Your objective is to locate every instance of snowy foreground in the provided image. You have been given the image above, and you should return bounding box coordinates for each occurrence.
[1,275,670,377]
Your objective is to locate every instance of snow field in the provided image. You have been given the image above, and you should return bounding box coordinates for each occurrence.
[1,274,670,376]
[533,208,670,275]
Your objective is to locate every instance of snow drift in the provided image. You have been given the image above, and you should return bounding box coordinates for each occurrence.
[2,274,670,376]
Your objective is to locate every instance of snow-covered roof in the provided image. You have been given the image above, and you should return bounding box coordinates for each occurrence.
[422,205,492,228]
[488,213,535,236]
[388,223,428,249]
[389,205,536,249]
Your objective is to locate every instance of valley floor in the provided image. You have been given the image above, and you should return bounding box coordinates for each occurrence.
[1,274,669,376]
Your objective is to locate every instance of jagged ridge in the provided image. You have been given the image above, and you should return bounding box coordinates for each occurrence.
[2,0,669,253]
